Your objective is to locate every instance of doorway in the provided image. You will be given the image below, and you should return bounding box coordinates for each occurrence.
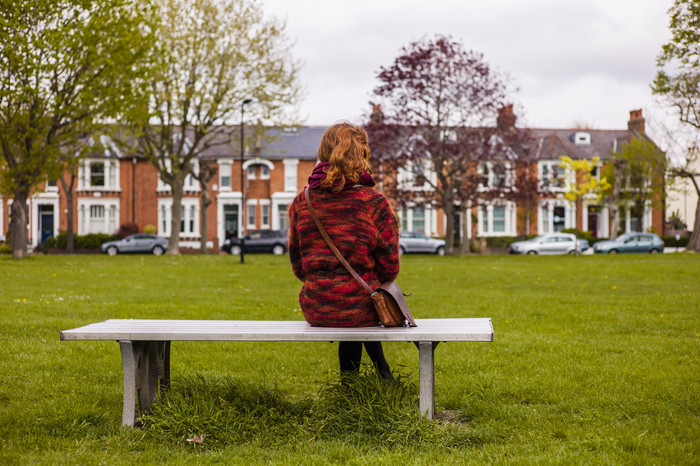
[224,204,239,239]
[39,205,54,243]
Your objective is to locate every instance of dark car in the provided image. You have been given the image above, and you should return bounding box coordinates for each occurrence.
[222,229,288,255]
[593,233,664,254]
[100,234,168,256]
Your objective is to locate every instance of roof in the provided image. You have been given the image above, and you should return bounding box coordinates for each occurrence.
[531,128,633,161]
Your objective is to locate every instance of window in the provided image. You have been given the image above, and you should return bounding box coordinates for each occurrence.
[260,165,270,180]
[541,205,550,233]
[278,204,289,231]
[247,165,256,180]
[540,162,565,190]
[479,202,516,236]
[412,205,425,232]
[492,206,506,233]
[553,206,566,232]
[159,199,198,237]
[480,162,511,189]
[219,162,231,190]
[78,200,119,234]
[247,204,256,228]
[284,160,298,192]
[90,162,105,187]
[261,204,270,227]
[184,161,199,190]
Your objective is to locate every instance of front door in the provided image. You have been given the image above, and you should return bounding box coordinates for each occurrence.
[587,209,599,238]
[224,205,239,239]
[39,205,54,243]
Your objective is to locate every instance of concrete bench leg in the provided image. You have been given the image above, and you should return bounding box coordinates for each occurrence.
[417,341,439,419]
[119,340,171,427]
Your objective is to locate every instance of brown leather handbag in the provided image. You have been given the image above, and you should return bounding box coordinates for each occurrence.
[304,187,417,327]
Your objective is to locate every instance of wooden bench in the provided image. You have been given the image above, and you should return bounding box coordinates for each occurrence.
[60,318,493,426]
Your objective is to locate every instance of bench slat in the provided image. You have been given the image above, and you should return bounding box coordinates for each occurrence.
[60,318,493,342]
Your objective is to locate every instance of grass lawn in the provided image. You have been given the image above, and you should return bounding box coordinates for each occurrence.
[0,253,698,464]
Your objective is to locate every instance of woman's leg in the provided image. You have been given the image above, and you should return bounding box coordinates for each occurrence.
[338,341,363,373]
[363,342,393,381]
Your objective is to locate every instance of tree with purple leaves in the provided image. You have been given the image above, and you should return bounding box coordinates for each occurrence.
[366,35,530,254]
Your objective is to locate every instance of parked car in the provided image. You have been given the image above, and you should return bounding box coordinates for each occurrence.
[222,229,288,255]
[579,239,590,252]
[593,233,664,254]
[399,231,445,255]
[100,234,168,256]
[509,232,580,255]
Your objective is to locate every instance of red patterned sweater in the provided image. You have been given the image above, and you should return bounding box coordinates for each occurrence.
[288,186,400,327]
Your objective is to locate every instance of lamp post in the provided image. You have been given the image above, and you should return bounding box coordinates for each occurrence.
[240,98,252,264]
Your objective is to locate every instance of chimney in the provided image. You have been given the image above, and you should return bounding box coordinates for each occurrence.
[497,104,516,131]
[628,109,645,133]
[370,103,384,125]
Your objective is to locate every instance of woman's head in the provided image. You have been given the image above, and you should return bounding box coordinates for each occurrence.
[317,122,372,192]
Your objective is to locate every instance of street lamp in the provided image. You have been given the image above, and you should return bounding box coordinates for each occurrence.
[240,98,252,264]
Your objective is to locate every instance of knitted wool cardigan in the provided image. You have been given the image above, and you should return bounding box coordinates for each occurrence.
[288,186,400,327]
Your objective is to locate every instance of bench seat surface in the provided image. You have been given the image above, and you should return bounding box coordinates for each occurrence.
[60,318,493,342]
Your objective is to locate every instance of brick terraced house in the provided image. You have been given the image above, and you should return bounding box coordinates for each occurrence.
[0,110,666,251]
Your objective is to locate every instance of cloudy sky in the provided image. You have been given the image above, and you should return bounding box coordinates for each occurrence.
[263,0,674,134]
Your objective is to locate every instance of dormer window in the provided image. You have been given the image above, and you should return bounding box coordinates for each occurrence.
[574,132,591,145]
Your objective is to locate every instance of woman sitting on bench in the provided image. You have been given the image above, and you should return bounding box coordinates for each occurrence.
[288,122,400,382]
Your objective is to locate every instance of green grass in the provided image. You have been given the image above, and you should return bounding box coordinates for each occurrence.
[0,253,698,464]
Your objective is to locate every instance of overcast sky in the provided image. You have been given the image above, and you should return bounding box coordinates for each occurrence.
[263,0,674,134]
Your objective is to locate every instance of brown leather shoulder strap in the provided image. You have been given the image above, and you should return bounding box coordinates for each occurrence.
[304,187,373,294]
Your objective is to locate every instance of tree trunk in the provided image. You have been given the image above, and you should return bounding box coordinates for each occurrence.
[167,181,184,255]
[10,190,29,259]
[200,185,211,254]
[443,205,455,255]
[458,204,471,254]
[59,169,77,253]
[686,174,700,252]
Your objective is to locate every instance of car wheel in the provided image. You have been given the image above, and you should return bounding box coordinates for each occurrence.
[399,246,405,256]
[650,248,660,254]
[106,246,118,256]
[436,246,445,256]
[152,245,164,256]
[609,249,618,254]
[527,250,537,255]
[231,245,241,255]
[272,244,285,255]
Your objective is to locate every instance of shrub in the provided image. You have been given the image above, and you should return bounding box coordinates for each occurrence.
[0,243,11,254]
[561,228,593,241]
[115,223,139,239]
[45,232,116,250]
[143,224,156,234]
[485,236,517,248]
[662,235,689,248]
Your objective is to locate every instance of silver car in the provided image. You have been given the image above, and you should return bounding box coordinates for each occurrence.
[100,234,168,256]
[509,233,579,255]
[399,231,445,255]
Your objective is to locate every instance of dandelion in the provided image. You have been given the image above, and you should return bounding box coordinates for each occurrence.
[611,286,617,290]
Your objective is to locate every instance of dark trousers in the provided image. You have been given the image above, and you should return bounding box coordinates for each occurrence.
[338,341,391,379]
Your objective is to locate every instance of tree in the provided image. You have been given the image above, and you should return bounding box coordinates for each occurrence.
[652,0,700,129]
[197,159,217,253]
[652,0,700,251]
[559,156,609,254]
[602,138,666,239]
[125,0,301,255]
[368,35,527,254]
[669,146,700,250]
[0,0,156,258]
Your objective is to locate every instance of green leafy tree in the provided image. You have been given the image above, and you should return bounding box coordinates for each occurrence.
[0,0,156,258]
[602,138,667,239]
[124,0,302,254]
[559,156,609,254]
[652,0,700,129]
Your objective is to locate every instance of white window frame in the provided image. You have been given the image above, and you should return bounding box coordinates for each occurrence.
[218,160,232,192]
[260,199,270,228]
[158,198,200,238]
[78,159,121,191]
[283,159,298,192]
[479,161,514,191]
[184,160,200,191]
[397,160,434,191]
[271,191,295,230]
[538,160,567,192]
[157,159,172,192]
[399,203,436,236]
[77,198,120,235]
[538,199,575,234]
[260,164,270,180]
[477,201,517,237]
[247,200,257,230]
[617,200,653,234]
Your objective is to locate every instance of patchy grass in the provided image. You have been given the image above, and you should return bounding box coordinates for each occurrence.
[0,253,698,464]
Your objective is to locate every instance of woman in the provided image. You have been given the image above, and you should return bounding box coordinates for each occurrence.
[288,122,399,381]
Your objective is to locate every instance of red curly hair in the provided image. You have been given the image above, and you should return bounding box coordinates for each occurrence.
[317,122,372,192]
